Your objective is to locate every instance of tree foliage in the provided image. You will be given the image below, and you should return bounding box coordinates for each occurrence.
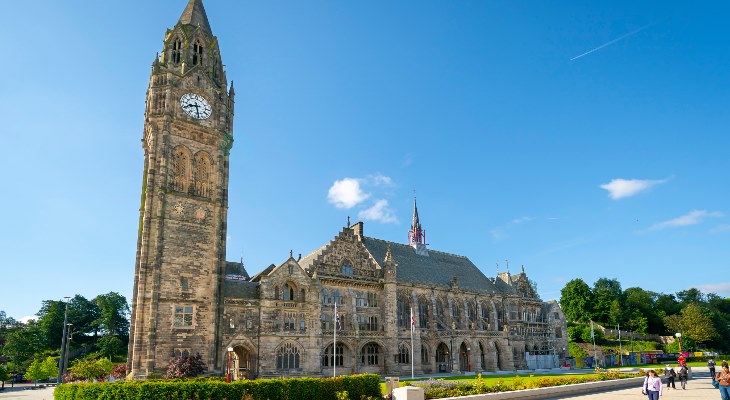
[560,279,593,322]
[97,334,124,360]
[70,358,113,381]
[664,303,716,344]
[94,292,130,338]
[24,356,56,384]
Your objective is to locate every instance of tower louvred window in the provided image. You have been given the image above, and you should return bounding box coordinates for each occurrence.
[172,39,182,64]
[193,41,204,66]
[171,146,192,193]
[194,152,212,197]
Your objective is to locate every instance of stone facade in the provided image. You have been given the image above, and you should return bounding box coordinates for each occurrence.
[128,0,568,380]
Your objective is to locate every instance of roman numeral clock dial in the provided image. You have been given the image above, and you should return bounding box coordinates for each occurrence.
[179,93,212,120]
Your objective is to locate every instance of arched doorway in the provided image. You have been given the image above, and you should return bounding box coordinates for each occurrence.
[436,343,450,373]
[459,342,469,372]
[232,345,255,380]
[494,344,502,370]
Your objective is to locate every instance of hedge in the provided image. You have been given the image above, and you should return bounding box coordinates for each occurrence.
[54,374,381,400]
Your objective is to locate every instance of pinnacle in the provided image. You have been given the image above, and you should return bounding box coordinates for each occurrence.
[177,0,213,36]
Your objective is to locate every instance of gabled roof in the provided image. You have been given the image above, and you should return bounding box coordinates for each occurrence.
[177,0,212,36]
[362,237,515,295]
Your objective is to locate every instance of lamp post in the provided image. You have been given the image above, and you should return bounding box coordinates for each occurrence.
[451,321,456,373]
[675,332,682,353]
[57,296,71,384]
[227,347,234,382]
[63,324,73,379]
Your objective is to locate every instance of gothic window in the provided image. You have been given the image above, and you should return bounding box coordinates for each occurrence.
[173,305,193,327]
[341,261,353,275]
[321,314,332,331]
[284,312,296,330]
[452,302,461,329]
[274,286,279,300]
[194,152,212,197]
[467,302,476,329]
[421,345,429,364]
[397,295,409,328]
[418,300,428,329]
[479,343,485,369]
[321,289,328,305]
[180,277,189,290]
[436,343,449,364]
[480,304,490,330]
[397,343,410,364]
[435,299,446,330]
[368,292,378,307]
[275,342,301,370]
[322,343,344,367]
[361,342,379,365]
[193,41,204,66]
[357,315,378,331]
[171,38,182,64]
[325,288,343,305]
[170,146,192,193]
[283,283,295,301]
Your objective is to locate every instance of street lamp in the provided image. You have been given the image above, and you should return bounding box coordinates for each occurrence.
[226,347,234,382]
[57,296,71,384]
[63,324,73,379]
[675,333,682,353]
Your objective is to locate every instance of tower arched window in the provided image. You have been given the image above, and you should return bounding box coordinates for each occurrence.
[193,41,204,66]
[170,146,192,193]
[194,152,212,197]
[275,342,301,370]
[172,38,182,64]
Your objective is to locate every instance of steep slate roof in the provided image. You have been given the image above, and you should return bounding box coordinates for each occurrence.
[225,261,250,279]
[223,280,259,299]
[362,237,515,295]
[177,0,213,35]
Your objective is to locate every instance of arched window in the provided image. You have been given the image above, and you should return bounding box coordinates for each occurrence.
[275,342,301,370]
[194,152,212,197]
[283,283,295,301]
[480,303,490,330]
[452,302,461,329]
[397,295,409,328]
[192,41,204,66]
[322,343,344,367]
[436,299,446,330]
[397,343,410,364]
[479,343,485,370]
[467,302,476,329]
[170,146,191,193]
[421,345,429,364]
[274,286,279,300]
[321,289,328,305]
[340,261,353,275]
[361,342,379,365]
[171,38,182,64]
[418,300,428,329]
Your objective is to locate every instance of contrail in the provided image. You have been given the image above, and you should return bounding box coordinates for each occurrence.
[570,24,653,61]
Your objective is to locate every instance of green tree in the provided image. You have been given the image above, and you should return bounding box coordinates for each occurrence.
[24,357,54,385]
[0,364,10,389]
[664,303,716,344]
[36,300,66,350]
[2,320,44,367]
[93,292,129,338]
[591,278,622,324]
[68,295,101,337]
[560,279,593,322]
[97,335,123,361]
[70,358,113,381]
[676,289,704,305]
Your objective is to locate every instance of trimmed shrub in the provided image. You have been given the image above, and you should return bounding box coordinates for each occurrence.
[54,374,381,400]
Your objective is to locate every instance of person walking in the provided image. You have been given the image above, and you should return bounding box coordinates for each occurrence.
[678,364,688,389]
[710,359,717,379]
[643,369,663,400]
[717,361,730,400]
[664,364,676,389]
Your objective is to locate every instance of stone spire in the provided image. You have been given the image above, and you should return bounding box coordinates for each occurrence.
[408,197,428,256]
[177,0,213,35]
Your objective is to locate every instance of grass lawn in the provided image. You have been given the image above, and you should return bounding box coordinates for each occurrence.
[379,373,596,395]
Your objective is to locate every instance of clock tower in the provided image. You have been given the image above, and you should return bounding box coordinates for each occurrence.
[128,0,234,378]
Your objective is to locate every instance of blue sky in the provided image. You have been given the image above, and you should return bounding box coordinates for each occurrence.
[2,0,728,320]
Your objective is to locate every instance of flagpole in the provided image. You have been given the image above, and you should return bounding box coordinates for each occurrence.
[618,323,622,366]
[334,302,337,377]
[591,321,597,367]
[410,307,414,379]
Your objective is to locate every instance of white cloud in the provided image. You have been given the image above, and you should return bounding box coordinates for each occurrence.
[327,178,370,209]
[358,199,398,224]
[20,315,36,323]
[693,283,730,294]
[511,216,533,224]
[368,174,394,187]
[646,210,724,231]
[599,178,668,199]
[490,229,507,240]
[710,224,730,234]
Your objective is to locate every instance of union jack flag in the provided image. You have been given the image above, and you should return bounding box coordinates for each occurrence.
[335,302,342,331]
[410,307,415,332]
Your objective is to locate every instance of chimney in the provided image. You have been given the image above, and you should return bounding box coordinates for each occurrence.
[352,221,364,238]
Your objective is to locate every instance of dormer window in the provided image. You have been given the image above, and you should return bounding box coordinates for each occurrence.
[172,39,182,64]
[341,261,353,275]
[193,41,203,66]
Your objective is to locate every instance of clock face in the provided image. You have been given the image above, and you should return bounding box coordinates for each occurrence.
[179,93,212,120]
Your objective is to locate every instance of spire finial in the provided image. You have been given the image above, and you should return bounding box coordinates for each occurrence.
[347,216,350,228]
[290,249,293,258]
[384,245,394,264]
